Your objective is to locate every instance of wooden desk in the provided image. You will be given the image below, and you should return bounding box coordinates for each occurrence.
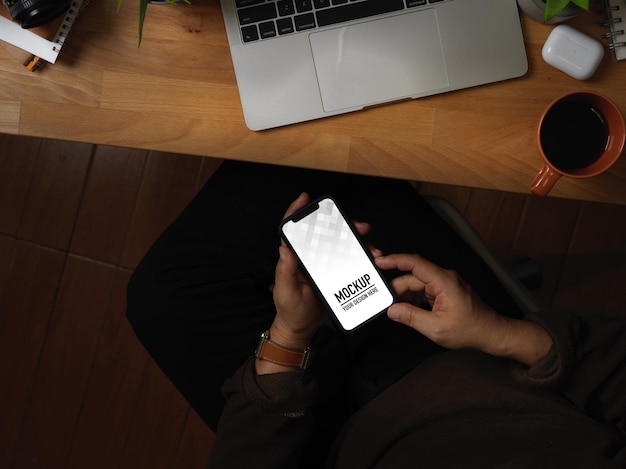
[1,0,625,204]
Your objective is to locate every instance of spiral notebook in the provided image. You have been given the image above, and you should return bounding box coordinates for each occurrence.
[603,0,626,60]
[0,0,84,64]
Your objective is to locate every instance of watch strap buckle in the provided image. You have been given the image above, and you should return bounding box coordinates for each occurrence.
[255,331,313,369]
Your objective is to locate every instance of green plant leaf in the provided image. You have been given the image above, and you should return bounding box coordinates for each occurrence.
[569,0,589,9]
[544,0,571,21]
[121,0,190,46]
[138,0,148,46]
[544,0,590,21]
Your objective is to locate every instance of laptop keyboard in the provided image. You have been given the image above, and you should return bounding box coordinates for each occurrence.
[236,0,450,43]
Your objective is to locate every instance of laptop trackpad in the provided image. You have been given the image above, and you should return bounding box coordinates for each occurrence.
[310,9,449,113]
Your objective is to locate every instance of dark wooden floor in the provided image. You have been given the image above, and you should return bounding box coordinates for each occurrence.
[1,133,625,468]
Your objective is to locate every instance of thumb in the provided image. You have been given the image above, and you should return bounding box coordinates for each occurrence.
[387,303,429,332]
[275,245,299,291]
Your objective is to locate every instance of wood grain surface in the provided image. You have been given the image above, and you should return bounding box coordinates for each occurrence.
[1,0,625,203]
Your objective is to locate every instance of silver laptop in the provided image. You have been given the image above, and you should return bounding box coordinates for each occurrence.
[219,0,528,131]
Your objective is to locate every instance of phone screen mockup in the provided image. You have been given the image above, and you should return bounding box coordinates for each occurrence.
[280,196,394,332]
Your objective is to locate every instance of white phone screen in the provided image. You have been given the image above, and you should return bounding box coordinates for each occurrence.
[281,197,394,331]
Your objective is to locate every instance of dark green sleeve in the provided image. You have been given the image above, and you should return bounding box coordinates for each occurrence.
[207,358,318,468]
[512,309,626,436]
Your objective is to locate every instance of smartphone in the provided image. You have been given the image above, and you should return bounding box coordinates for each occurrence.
[280,196,395,332]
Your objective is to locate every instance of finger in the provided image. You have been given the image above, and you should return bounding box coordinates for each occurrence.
[390,274,426,297]
[274,245,300,299]
[283,192,311,219]
[376,253,442,285]
[353,221,371,236]
[388,275,427,306]
[351,221,383,258]
[387,302,431,332]
[370,246,384,258]
[280,193,311,248]
[363,241,383,259]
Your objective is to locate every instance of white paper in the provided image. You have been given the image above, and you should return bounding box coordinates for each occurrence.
[0,0,84,63]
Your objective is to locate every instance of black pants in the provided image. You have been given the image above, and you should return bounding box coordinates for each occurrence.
[126,160,522,432]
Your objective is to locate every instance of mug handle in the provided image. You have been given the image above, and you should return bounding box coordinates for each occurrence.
[530,165,562,197]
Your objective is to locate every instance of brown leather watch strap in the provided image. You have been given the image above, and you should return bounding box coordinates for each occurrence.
[254,331,313,369]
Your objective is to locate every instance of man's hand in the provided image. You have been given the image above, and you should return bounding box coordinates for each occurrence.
[269,193,327,354]
[376,253,552,366]
[258,193,377,375]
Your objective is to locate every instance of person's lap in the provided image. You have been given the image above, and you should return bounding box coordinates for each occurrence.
[126,160,521,432]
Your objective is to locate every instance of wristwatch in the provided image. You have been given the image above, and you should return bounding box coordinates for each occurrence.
[254,331,314,369]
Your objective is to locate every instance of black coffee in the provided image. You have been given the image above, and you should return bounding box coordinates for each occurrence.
[540,101,608,171]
